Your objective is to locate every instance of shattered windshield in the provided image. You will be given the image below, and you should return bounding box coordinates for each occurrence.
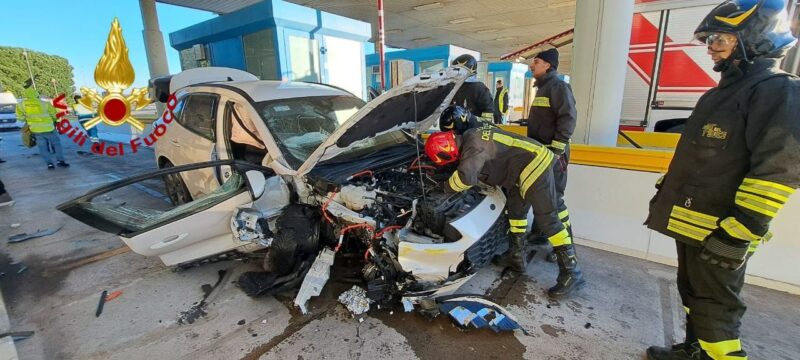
[255,95,365,168]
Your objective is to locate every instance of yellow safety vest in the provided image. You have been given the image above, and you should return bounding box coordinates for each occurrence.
[18,97,55,133]
[498,87,509,114]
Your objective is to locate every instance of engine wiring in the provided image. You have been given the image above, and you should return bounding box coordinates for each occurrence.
[321,192,338,224]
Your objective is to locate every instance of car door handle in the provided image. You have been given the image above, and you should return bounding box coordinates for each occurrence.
[170,139,181,147]
[149,233,189,250]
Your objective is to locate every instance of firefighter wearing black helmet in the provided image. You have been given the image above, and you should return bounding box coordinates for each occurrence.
[435,105,586,298]
[645,1,800,359]
[450,54,495,121]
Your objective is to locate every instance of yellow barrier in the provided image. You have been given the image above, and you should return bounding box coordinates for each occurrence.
[571,144,672,173]
[616,131,680,149]
[423,125,674,173]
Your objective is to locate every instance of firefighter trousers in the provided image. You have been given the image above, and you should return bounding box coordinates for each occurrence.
[554,144,570,229]
[506,164,571,247]
[676,241,749,359]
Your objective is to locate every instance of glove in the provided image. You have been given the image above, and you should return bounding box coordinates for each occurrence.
[547,145,565,156]
[700,232,750,270]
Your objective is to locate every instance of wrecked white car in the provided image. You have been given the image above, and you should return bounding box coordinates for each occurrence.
[58,66,511,316]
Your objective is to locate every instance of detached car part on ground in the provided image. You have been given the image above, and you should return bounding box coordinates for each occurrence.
[57,67,521,331]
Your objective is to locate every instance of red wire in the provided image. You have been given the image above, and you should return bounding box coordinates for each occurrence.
[373,225,403,239]
[322,192,338,224]
[350,170,373,179]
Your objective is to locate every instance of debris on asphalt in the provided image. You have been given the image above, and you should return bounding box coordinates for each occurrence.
[8,227,62,244]
[95,290,108,317]
[584,322,592,329]
[338,285,371,316]
[237,319,246,326]
[261,319,267,324]
[105,290,123,302]
[402,298,415,313]
[294,249,334,314]
[0,331,35,342]
[178,269,227,325]
[16,264,27,274]
[437,295,524,333]
[10,223,20,228]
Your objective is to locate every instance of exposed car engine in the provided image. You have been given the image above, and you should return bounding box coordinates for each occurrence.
[311,159,491,306]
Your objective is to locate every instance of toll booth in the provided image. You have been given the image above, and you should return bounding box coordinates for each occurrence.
[168,0,371,99]
[486,62,530,122]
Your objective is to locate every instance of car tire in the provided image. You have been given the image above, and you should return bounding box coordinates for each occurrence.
[161,160,192,205]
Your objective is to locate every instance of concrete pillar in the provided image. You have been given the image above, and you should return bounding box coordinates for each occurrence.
[570,0,634,146]
[139,0,169,114]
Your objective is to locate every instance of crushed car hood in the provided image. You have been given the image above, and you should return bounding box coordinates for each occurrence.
[295,66,470,176]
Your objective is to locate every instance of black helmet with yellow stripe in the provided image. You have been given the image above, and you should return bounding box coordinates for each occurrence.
[439,105,480,135]
[451,54,478,74]
[694,0,796,60]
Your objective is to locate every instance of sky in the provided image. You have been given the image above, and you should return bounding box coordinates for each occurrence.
[0,1,217,90]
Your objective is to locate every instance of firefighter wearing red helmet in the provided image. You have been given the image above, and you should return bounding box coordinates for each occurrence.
[426,105,586,298]
[646,1,800,359]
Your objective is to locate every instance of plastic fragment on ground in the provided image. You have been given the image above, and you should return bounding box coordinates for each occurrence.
[294,248,335,314]
[437,295,523,333]
[338,285,372,316]
[402,298,415,313]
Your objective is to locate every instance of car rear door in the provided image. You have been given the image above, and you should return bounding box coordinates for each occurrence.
[167,93,222,198]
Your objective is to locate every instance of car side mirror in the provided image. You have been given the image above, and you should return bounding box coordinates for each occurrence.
[246,170,266,199]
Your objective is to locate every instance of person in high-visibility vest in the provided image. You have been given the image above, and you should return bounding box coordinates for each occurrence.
[16,84,69,169]
[493,80,509,125]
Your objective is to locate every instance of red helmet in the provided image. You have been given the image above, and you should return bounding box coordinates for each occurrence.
[425,131,460,166]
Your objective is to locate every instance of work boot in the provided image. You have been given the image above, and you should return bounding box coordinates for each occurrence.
[0,192,13,208]
[492,234,526,273]
[646,342,701,360]
[548,245,585,298]
[57,160,70,168]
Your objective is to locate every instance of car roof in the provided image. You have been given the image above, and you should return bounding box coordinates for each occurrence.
[198,80,356,103]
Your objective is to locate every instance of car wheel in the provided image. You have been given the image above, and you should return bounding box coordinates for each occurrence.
[161,160,192,205]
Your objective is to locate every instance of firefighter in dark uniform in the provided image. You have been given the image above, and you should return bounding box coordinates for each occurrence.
[645,1,800,359]
[526,48,577,251]
[425,105,586,298]
[493,79,509,124]
[450,54,495,122]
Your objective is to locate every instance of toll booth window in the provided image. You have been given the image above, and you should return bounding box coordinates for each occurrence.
[244,29,278,81]
[179,94,218,141]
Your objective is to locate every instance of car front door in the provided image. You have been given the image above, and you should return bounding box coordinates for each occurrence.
[57,160,274,266]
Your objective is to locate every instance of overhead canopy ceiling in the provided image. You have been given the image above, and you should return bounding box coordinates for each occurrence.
[157,0,577,73]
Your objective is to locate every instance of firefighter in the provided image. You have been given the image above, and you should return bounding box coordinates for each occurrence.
[16,80,69,169]
[450,54,495,121]
[526,48,577,251]
[493,79,509,125]
[427,105,585,298]
[645,1,800,359]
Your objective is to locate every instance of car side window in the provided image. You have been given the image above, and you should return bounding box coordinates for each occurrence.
[179,94,217,141]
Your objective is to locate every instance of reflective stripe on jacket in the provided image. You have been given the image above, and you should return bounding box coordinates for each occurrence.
[646,58,800,248]
[18,97,55,133]
[526,70,576,152]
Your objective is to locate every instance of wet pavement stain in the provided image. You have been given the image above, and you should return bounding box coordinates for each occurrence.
[0,251,73,307]
[373,308,526,360]
[540,324,566,338]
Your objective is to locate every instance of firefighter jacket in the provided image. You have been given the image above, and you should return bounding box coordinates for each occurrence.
[647,57,800,250]
[452,79,494,121]
[526,70,577,153]
[494,86,509,115]
[445,124,555,209]
[16,88,56,133]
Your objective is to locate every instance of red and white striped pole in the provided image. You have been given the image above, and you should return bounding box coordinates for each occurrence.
[377,0,386,91]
